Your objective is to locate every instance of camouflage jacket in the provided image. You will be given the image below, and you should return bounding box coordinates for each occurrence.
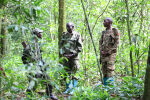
[22,36,43,65]
[59,31,82,59]
[99,28,120,56]
[22,45,32,64]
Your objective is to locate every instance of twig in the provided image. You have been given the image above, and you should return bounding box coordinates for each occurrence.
[133,51,147,66]
[91,0,111,33]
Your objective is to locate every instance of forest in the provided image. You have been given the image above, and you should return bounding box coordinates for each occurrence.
[0,0,150,100]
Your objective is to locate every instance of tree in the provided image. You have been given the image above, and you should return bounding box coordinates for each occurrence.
[0,0,7,73]
[125,0,134,77]
[0,0,7,58]
[0,0,7,97]
[0,16,7,57]
[143,43,150,100]
[58,0,66,56]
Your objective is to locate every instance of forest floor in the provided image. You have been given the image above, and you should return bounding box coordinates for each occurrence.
[10,85,142,100]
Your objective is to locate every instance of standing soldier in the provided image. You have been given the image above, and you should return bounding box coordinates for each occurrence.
[59,22,82,94]
[99,18,120,85]
[22,28,58,100]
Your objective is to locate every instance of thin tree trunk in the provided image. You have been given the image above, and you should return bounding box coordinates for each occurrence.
[0,0,4,96]
[0,1,3,58]
[125,0,134,77]
[0,1,7,96]
[58,0,66,57]
[1,17,7,56]
[143,43,150,100]
[0,0,7,57]
[81,0,103,83]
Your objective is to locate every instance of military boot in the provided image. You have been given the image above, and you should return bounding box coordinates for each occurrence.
[63,81,69,94]
[26,80,37,97]
[64,80,73,94]
[73,79,78,88]
[26,89,32,96]
[103,77,114,85]
[69,79,78,95]
[46,84,58,100]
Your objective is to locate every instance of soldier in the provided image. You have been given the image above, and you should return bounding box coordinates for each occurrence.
[59,22,82,94]
[21,28,58,100]
[99,18,120,85]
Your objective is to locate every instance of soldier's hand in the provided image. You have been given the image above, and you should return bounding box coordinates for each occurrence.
[100,57,102,64]
[101,51,110,57]
[101,51,106,55]
[22,41,27,48]
[113,49,117,53]
[108,49,117,54]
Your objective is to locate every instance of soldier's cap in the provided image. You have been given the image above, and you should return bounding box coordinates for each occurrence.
[32,28,43,34]
[66,22,74,27]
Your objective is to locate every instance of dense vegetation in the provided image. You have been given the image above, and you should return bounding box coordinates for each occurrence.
[0,0,150,99]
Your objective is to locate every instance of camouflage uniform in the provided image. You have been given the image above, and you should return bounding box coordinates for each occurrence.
[60,31,82,79]
[22,34,54,97]
[99,28,120,78]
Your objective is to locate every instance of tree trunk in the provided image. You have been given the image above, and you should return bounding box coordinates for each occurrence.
[0,1,3,58]
[0,1,7,96]
[1,17,7,56]
[0,0,4,96]
[58,0,66,55]
[125,0,134,77]
[143,43,150,100]
[0,0,7,57]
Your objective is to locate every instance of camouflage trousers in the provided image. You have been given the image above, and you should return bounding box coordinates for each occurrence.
[26,70,53,96]
[101,53,116,77]
[63,58,80,80]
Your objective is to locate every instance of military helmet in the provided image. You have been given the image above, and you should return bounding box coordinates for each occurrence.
[32,28,43,35]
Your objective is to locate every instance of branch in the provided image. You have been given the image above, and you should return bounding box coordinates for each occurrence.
[91,0,111,33]
[133,50,147,66]
[81,0,103,83]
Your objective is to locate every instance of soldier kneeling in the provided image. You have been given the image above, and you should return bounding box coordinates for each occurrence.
[21,28,58,100]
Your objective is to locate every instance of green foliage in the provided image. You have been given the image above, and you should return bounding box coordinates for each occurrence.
[70,76,143,100]
[0,0,149,99]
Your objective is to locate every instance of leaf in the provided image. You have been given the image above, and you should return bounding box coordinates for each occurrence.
[28,80,35,90]
[45,8,50,15]
[21,25,27,35]
[55,84,60,90]
[34,0,43,6]
[15,25,18,31]
[36,7,41,10]
[39,60,43,66]
[33,8,36,18]
[7,25,15,32]
[29,6,33,17]
[130,44,135,51]
[23,8,31,18]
